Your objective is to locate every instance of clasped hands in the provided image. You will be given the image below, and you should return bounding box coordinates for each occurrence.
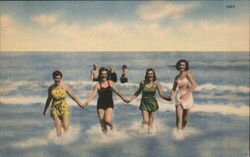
[123,97,132,104]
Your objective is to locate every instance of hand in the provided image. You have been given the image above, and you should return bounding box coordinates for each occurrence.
[78,103,84,109]
[81,102,88,109]
[123,97,128,103]
[181,94,188,101]
[165,96,172,101]
[126,98,131,103]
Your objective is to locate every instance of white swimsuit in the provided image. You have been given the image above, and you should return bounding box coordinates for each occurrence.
[175,77,194,109]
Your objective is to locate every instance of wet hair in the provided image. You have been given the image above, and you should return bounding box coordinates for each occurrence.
[176,59,189,71]
[52,70,63,78]
[122,64,127,69]
[144,68,157,81]
[98,67,109,81]
[93,64,98,69]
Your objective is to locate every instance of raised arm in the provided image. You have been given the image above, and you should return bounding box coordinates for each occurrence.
[155,81,171,101]
[43,87,52,115]
[129,81,144,103]
[83,84,98,107]
[64,84,84,109]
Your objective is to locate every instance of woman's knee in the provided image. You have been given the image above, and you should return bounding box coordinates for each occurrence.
[105,119,113,125]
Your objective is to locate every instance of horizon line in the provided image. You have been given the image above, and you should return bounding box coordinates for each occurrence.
[1,50,249,53]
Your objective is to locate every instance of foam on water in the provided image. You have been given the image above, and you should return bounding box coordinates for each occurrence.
[12,125,82,148]
[12,137,48,148]
[0,95,248,117]
[171,127,203,140]
[47,125,81,145]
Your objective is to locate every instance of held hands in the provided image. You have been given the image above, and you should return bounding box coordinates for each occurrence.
[80,101,88,109]
[78,101,87,109]
[122,97,131,103]
[165,96,172,101]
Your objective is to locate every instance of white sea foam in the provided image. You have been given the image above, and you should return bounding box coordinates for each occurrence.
[171,127,203,140]
[12,137,48,148]
[0,95,45,105]
[12,125,82,148]
[196,83,249,94]
[0,94,248,117]
[0,81,249,94]
[47,125,81,145]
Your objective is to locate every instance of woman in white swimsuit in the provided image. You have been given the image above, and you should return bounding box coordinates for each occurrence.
[171,59,197,132]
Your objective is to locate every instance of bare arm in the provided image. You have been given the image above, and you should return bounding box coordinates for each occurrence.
[129,81,144,102]
[43,87,52,115]
[186,72,197,93]
[64,84,84,109]
[170,76,178,100]
[156,81,171,101]
[110,81,128,102]
[83,84,98,106]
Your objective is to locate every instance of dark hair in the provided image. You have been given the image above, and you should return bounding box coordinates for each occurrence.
[52,70,63,78]
[176,59,189,71]
[98,67,109,82]
[144,68,157,81]
[122,64,127,69]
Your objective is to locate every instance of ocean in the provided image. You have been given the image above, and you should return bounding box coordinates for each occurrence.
[0,51,249,157]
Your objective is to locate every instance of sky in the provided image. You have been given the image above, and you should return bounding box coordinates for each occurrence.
[0,1,249,52]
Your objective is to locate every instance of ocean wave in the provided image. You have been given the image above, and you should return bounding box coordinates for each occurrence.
[0,81,248,95]
[157,101,249,117]
[0,95,248,117]
[195,83,249,94]
[0,95,45,105]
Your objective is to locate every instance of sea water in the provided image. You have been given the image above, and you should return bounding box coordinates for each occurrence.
[0,51,249,157]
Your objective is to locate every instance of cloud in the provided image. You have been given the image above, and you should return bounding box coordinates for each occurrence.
[32,14,58,27]
[137,2,199,21]
[1,13,249,51]
[37,19,249,51]
[0,15,17,33]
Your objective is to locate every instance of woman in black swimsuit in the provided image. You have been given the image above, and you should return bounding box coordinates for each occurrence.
[84,67,128,133]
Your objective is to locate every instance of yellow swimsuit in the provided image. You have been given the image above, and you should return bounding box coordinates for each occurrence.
[50,87,70,118]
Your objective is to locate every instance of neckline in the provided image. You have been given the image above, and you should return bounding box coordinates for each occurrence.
[178,77,188,82]
[100,81,110,89]
[144,82,155,89]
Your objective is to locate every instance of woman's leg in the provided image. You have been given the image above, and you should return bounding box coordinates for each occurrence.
[176,105,184,131]
[104,107,114,130]
[148,111,156,133]
[141,110,150,128]
[97,109,107,133]
[62,114,70,132]
[182,109,190,129]
[53,115,62,137]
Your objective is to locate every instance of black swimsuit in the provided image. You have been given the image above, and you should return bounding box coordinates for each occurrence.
[97,82,114,110]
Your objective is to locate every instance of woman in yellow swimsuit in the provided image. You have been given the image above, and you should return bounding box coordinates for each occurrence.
[171,59,197,132]
[43,70,84,137]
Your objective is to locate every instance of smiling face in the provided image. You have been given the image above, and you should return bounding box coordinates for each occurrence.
[145,68,156,81]
[179,62,186,72]
[146,70,154,80]
[100,70,108,81]
[53,75,62,85]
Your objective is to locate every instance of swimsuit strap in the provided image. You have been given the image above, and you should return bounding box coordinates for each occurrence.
[99,81,111,89]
